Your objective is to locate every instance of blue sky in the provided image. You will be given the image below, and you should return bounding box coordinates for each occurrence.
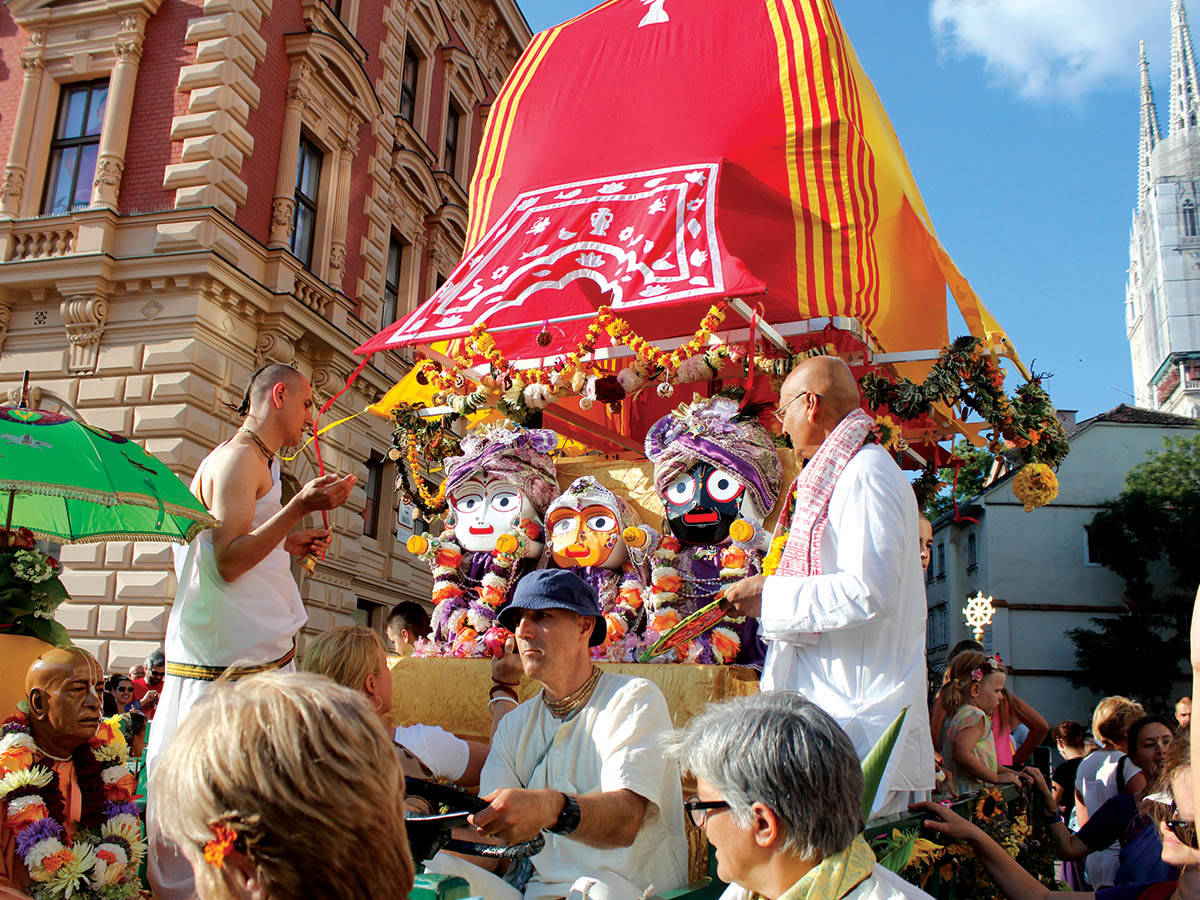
[514,1,1192,419]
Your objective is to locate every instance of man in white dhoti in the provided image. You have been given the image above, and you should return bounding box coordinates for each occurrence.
[724,356,934,817]
[145,363,356,900]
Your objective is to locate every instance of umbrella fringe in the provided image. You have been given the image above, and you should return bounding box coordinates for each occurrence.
[18,522,212,545]
[0,480,217,527]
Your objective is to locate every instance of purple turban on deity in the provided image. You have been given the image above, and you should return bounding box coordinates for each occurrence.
[444,424,560,514]
[645,395,782,520]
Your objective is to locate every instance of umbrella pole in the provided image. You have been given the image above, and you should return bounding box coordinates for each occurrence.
[1,490,12,547]
[17,370,29,409]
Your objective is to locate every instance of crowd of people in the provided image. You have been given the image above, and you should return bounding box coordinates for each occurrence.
[4,361,1200,900]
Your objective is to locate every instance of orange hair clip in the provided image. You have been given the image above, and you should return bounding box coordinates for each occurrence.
[203,823,238,869]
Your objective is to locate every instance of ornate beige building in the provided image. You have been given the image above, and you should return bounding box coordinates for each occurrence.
[0,0,532,669]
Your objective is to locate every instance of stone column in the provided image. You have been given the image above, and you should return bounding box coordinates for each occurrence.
[91,23,146,208]
[1,36,47,218]
[326,124,358,290]
[269,81,309,248]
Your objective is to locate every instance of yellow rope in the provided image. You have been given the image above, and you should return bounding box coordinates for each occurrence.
[276,408,369,461]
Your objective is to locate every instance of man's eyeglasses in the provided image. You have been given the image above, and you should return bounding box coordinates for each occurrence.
[1167,806,1198,849]
[684,798,730,827]
[773,391,819,424]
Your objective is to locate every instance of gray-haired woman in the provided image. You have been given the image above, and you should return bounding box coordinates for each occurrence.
[667,692,932,900]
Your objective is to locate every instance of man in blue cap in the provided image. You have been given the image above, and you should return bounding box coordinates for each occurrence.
[442,569,687,900]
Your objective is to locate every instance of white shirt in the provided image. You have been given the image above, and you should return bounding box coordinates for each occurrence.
[759,444,935,801]
[395,723,470,782]
[719,864,936,900]
[1075,750,1142,888]
[481,672,688,900]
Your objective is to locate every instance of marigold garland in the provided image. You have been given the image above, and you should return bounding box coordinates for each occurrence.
[1011,463,1058,513]
[0,713,144,900]
[410,519,541,657]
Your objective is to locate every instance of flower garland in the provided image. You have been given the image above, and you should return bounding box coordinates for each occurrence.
[412,303,729,419]
[591,564,649,663]
[408,519,541,657]
[0,712,144,900]
[859,335,1069,469]
[642,536,751,664]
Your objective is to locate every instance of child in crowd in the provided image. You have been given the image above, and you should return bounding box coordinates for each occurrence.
[938,651,1023,795]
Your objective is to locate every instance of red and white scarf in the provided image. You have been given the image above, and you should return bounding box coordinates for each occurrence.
[775,408,875,577]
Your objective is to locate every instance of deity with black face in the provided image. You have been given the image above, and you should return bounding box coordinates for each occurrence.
[644,396,781,666]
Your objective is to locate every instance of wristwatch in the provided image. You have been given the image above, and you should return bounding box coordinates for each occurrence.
[548,793,581,835]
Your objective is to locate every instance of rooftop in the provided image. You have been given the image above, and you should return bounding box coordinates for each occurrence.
[1081,403,1199,428]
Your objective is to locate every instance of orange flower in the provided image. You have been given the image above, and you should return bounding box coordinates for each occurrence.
[434,548,462,568]
[617,588,643,610]
[106,772,137,803]
[204,824,238,869]
[433,584,465,604]
[651,611,681,632]
[604,614,627,640]
[96,849,117,864]
[42,850,73,874]
[7,799,47,828]
[0,746,33,772]
[660,536,682,554]
[710,628,740,664]
[479,586,507,608]
[721,548,748,569]
[653,575,683,594]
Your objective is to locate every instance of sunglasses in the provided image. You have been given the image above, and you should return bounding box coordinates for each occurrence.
[1167,809,1199,849]
[683,798,730,828]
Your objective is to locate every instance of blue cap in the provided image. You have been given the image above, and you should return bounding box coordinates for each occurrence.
[499,569,607,646]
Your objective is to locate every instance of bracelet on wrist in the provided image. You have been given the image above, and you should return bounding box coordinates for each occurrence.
[488,696,518,711]
[490,684,518,701]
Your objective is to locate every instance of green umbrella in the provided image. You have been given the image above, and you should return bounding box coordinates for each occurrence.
[0,406,218,544]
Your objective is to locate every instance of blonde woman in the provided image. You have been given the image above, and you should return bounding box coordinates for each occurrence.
[1076,696,1150,890]
[300,625,496,785]
[151,671,414,900]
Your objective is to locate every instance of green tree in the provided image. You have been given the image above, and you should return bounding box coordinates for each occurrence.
[1067,433,1200,710]
[923,442,994,520]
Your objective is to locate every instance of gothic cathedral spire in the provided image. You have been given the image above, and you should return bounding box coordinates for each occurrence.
[1141,41,1162,208]
[1170,0,1200,135]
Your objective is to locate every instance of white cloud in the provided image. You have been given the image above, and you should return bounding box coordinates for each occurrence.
[929,0,1168,101]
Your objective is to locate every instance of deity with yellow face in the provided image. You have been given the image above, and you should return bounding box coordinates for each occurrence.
[544,477,653,661]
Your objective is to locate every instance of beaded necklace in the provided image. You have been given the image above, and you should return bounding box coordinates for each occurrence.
[543,667,601,719]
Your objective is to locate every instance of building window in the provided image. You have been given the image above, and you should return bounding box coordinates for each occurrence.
[936,543,946,580]
[925,558,934,585]
[927,602,948,651]
[354,597,383,629]
[1185,199,1198,238]
[966,532,977,571]
[399,44,419,123]
[382,237,404,327]
[363,452,384,539]
[444,102,461,176]
[291,135,322,267]
[42,80,108,215]
[1084,525,1104,567]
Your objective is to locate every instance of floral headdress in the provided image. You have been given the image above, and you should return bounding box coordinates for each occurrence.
[969,653,1005,682]
[644,395,782,520]
[443,424,559,515]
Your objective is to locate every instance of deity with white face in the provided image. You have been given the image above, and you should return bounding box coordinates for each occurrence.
[409,425,559,657]
[544,477,650,661]
[450,475,545,556]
